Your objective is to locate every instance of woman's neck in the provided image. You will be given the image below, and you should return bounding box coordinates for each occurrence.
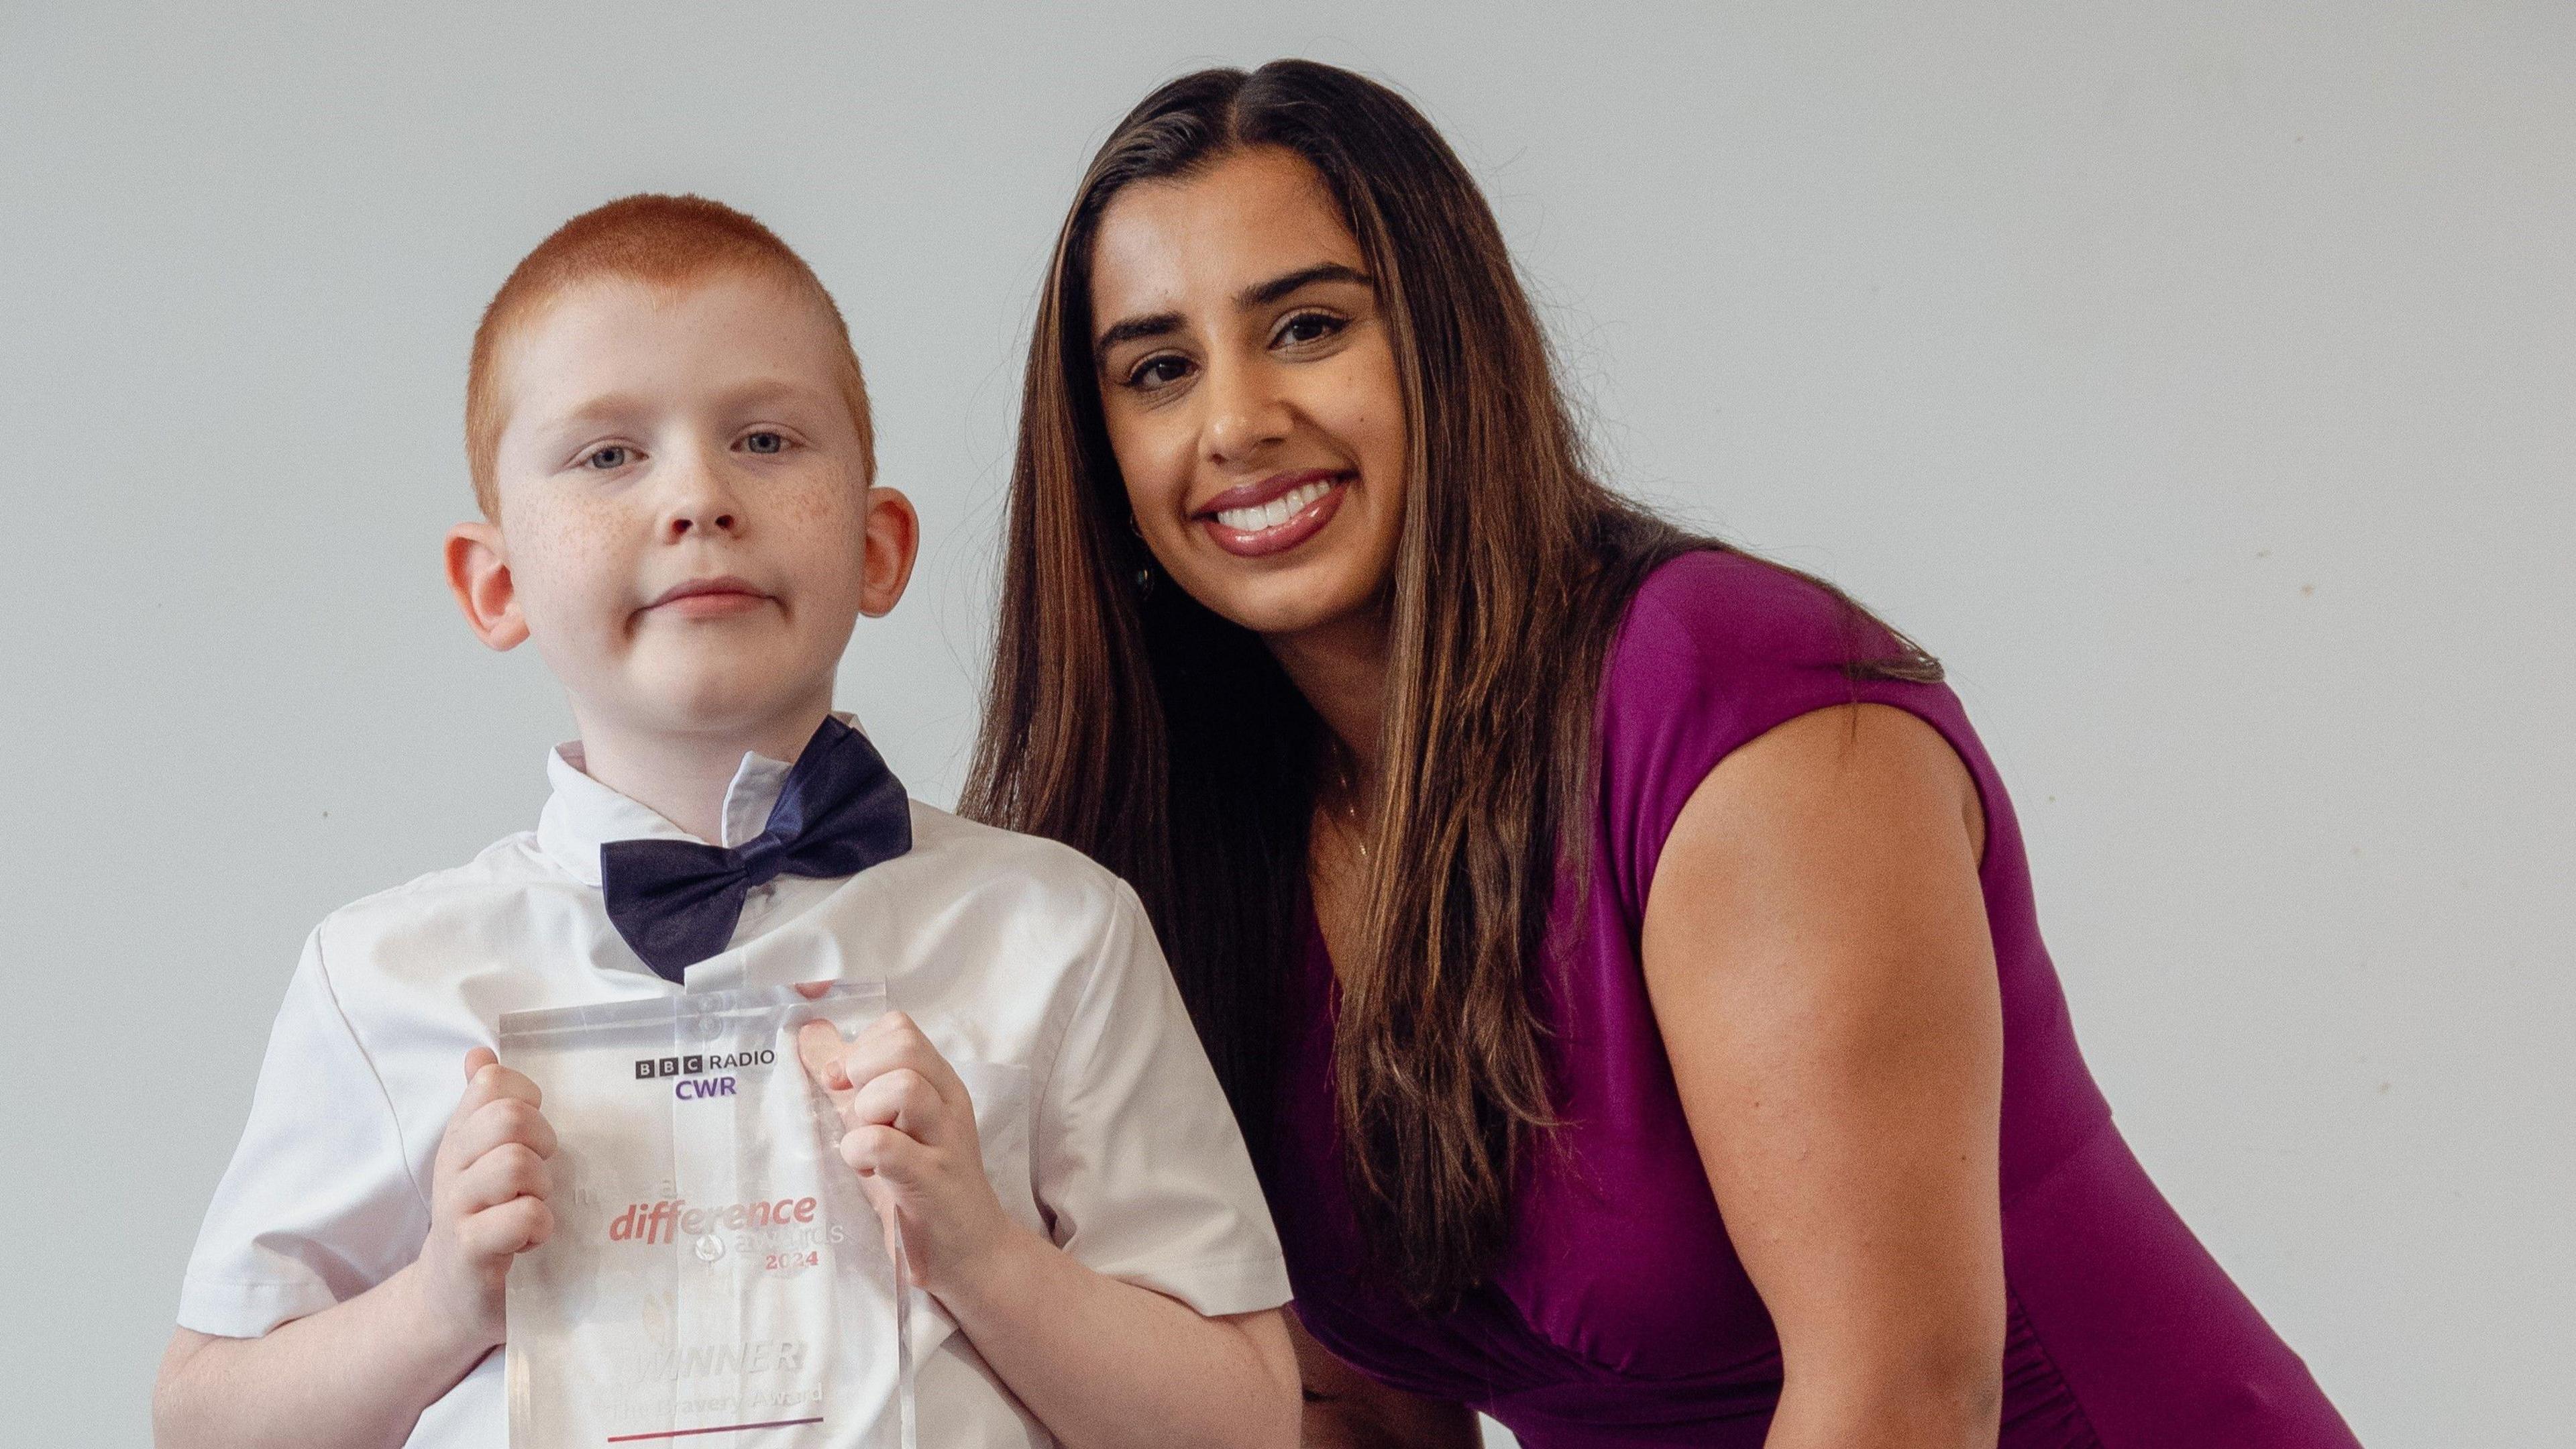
[1265,603,1391,780]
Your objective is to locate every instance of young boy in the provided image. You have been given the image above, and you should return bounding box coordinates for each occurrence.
[154,195,1299,1449]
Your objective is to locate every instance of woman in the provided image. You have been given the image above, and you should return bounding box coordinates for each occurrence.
[966,60,2359,1449]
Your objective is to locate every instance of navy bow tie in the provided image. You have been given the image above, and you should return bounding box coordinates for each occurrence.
[600,716,912,983]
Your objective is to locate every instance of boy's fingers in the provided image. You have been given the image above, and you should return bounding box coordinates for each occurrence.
[843,1014,969,1111]
[849,1167,898,1240]
[451,1141,551,1215]
[437,1069,548,1181]
[443,1051,500,1134]
[793,981,832,1000]
[849,1068,949,1144]
[837,1124,927,1187]
[484,1065,543,1108]
[462,1195,554,1258]
[449,1095,559,1165]
[796,1020,856,1095]
[450,1057,543,1125]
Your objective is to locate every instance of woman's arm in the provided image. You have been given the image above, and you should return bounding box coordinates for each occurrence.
[1289,1315,1481,1448]
[1640,702,2005,1449]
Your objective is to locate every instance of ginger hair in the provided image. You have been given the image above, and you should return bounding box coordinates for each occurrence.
[464,193,874,515]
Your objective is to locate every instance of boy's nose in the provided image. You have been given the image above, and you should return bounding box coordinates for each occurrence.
[660,450,745,539]
[667,508,738,539]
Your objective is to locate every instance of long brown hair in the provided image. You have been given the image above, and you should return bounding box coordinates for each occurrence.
[963,59,1935,1309]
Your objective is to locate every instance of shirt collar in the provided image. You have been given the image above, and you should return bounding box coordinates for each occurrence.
[533,714,855,887]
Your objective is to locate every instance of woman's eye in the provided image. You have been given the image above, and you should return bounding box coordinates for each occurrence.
[743,431,786,455]
[584,445,631,470]
[1127,356,1193,390]
[1276,312,1345,347]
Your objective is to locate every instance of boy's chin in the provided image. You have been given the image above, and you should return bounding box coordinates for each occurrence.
[610,663,836,739]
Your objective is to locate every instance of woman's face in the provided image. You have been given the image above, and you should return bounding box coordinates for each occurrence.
[1087,146,1408,642]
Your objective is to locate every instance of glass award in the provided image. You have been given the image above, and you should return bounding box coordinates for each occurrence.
[500,981,912,1448]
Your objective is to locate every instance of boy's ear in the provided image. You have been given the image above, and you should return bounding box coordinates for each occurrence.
[857,486,920,619]
[445,521,529,651]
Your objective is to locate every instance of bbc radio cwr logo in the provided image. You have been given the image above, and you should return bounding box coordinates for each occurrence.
[634,1046,775,1079]
[634,1046,777,1100]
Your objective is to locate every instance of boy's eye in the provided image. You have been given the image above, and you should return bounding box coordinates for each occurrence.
[743,431,786,455]
[584,445,632,470]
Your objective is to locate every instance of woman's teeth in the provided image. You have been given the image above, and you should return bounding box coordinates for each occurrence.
[1215,479,1334,533]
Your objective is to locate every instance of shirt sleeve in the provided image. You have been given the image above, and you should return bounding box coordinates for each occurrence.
[1029,880,1291,1318]
[176,927,431,1337]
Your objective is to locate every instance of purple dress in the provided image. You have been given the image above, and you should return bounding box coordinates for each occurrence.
[1264,551,2359,1448]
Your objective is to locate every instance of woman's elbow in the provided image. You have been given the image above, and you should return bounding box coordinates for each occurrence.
[1924,1354,2004,1446]
[1781,1344,2002,1448]
[1878,1342,2002,1448]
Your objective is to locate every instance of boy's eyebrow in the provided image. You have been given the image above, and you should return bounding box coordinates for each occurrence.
[707,376,835,412]
[535,378,830,435]
[1091,262,1375,372]
[535,391,655,438]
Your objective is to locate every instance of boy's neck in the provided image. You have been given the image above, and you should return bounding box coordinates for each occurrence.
[568,696,836,845]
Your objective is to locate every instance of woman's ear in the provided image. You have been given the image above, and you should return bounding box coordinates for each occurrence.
[445,521,529,650]
[857,485,920,618]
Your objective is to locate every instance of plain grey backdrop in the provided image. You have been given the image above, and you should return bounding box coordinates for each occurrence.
[3,4,2569,1446]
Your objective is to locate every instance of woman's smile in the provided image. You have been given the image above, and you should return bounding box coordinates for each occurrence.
[1194,468,1352,557]
[1085,144,1408,639]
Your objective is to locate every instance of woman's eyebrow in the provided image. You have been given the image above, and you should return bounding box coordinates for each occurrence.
[1093,311,1183,369]
[1238,262,1372,309]
[1092,264,1375,370]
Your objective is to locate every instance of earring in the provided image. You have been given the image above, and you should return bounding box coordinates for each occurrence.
[1126,513,1156,597]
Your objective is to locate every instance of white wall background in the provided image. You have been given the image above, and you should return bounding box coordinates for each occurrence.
[3,4,2567,1446]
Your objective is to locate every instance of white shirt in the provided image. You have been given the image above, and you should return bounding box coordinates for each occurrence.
[179,735,1291,1448]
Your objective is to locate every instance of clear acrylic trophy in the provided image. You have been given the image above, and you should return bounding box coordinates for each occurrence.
[500,981,913,1449]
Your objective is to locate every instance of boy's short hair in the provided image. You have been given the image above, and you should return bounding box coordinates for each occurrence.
[465,193,875,516]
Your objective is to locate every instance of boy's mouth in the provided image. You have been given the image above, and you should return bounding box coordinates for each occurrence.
[645,576,773,619]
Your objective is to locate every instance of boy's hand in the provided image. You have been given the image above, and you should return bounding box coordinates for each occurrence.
[413,1049,557,1355]
[795,1012,1016,1297]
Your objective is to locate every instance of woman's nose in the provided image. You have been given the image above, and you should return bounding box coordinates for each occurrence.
[1201,358,1292,464]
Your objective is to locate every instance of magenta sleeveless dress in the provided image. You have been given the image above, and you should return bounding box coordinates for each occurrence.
[1263,551,2359,1447]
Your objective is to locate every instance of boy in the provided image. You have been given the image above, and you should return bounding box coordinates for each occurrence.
[153,195,1299,1449]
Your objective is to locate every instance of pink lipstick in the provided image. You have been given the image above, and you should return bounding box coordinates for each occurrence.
[1193,469,1350,558]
